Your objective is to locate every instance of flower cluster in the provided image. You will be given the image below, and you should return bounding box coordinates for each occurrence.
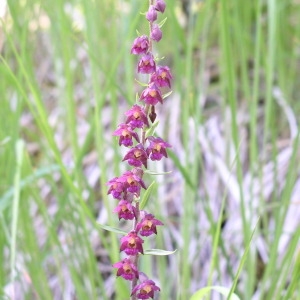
[108,1,171,299]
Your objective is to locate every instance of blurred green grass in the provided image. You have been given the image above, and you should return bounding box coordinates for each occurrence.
[1,0,300,299]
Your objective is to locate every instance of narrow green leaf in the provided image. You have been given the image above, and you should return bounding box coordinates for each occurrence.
[135,78,148,87]
[228,219,260,299]
[163,90,172,99]
[190,286,240,300]
[144,249,177,256]
[97,224,126,235]
[158,17,167,28]
[140,181,156,210]
[145,120,159,138]
[10,140,24,286]
[168,150,195,188]
[144,170,172,175]
[0,164,61,212]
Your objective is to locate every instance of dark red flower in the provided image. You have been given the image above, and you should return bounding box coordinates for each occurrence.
[131,279,160,299]
[131,35,149,55]
[113,123,140,147]
[150,65,172,88]
[123,144,148,168]
[146,136,171,161]
[113,200,136,220]
[120,231,144,255]
[140,83,163,105]
[136,213,163,236]
[113,258,139,281]
[125,105,149,129]
[107,177,125,199]
[137,54,156,74]
[122,170,147,195]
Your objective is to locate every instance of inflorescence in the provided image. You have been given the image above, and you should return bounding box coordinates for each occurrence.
[107,0,171,299]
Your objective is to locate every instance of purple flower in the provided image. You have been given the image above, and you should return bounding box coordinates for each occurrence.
[146,136,171,160]
[131,35,149,55]
[154,0,166,13]
[125,105,149,129]
[146,5,157,22]
[136,213,163,236]
[113,200,136,220]
[113,258,139,281]
[150,66,172,88]
[131,279,160,299]
[140,83,163,105]
[107,177,125,199]
[150,24,162,42]
[123,144,148,168]
[137,54,156,74]
[107,170,146,199]
[113,123,140,147]
[123,170,147,195]
[120,231,144,255]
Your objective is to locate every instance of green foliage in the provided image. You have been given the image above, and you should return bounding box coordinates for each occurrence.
[1,0,300,299]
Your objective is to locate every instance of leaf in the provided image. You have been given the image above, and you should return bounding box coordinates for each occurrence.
[168,150,195,188]
[145,120,159,138]
[144,249,177,256]
[0,164,61,212]
[227,219,259,299]
[190,286,240,300]
[97,224,126,235]
[144,170,172,175]
[135,78,148,87]
[139,181,156,210]
[158,17,167,28]
[163,90,172,99]
[0,136,11,146]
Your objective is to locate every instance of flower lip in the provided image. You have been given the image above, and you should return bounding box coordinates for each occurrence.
[140,83,163,105]
[131,35,149,55]
[136,213,164,236]
[113,258,139,281]
[113,123,140,147]
[131,279,160,299]
[113,200,136,220]
[137,54,156,74]
[120,231,144,255]
[150,65,172,88]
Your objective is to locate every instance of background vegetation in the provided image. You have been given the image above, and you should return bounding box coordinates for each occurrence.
[1,0,300,299]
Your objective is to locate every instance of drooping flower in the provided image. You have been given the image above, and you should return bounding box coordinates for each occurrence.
[113,123,140,147]
[150,24,162,42]
[146,136,171,160]
[113,258,139,281]
[113,200,136,220]
[123,144,148,168]
[146,5,157,22]
[136,213,163,236]
[125,105,149,129]
[154,0,166,13]
[131,35,149,55]
[107,177,125,199]
[122,170,147,195]
[140,83,163,105]
[150,65,172,88]
[131,279,161,299]
[120,231,144,255]
[137,54,156,74]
